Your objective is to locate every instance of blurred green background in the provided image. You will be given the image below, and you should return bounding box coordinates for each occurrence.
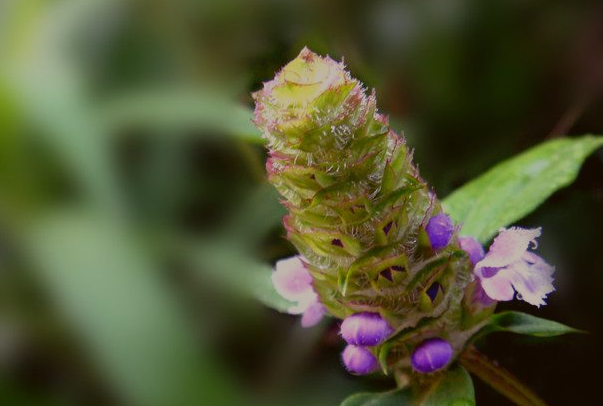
[0,0,602,405]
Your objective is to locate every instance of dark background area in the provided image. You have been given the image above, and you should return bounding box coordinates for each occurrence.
[0,0,602,405]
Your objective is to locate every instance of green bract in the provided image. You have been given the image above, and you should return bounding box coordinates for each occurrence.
[253,48,481,373]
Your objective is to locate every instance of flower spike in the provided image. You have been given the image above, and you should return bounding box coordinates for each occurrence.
[254,48,558,379]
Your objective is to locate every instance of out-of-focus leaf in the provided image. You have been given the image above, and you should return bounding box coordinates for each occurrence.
[190,242,293,313]
[443,136,603,243]
[0,379,64,406]
[4,0,125,213]
[24,210,238,406]
[221,183,286,249]
[188,184,289,312]
[340,366,474,406]
[101,89,262,143]
[477,311,584,338]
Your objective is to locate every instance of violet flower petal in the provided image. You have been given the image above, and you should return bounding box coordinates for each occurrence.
[479,267,516,301]
[477,227,541,268]
[272,255,328,323]
[340,312,393,346]
[426,213,454,250]
[301,301,326,327]
[459,236,485,266]
[505,254,555,307]
[272,255,313,302]
[411,338,452,374]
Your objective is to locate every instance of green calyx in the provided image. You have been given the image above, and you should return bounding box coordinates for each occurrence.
[253,48,482,374]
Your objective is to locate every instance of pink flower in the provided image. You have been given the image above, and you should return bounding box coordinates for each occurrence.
[474,227,555,307]
[272,255,325,327]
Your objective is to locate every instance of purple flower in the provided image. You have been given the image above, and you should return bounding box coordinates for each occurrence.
[426,213,454,250]
[340,312,393,346]
[474,227,555,307]
[411,338,453,373]
[472,279,497,306]
[272,255,325,327]
[342,345,379,375]
[459,236,485,266]
[300,301,326,328]
[426,282,441,302]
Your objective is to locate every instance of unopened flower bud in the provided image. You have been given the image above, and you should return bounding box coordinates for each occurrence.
[411,338,452,373]
[426,213,454,250]
[459,236,485,266]
[340,312,393,346]
[342,345,379,375]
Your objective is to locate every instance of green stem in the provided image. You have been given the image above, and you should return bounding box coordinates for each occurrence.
[459,346,549,406]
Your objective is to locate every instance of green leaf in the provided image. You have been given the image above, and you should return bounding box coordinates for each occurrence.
[420,366,475,406]
[341,388,413,406]
[478,311,584,338]
[443,136,603,243]
[340,366,475,406]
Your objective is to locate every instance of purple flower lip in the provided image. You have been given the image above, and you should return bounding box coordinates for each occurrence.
[472,279,497,306]
[342,345,379,375]
[340,312,393,346]
[480,267,499,278]
[411,338,453,374]
[426,213,454,250]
